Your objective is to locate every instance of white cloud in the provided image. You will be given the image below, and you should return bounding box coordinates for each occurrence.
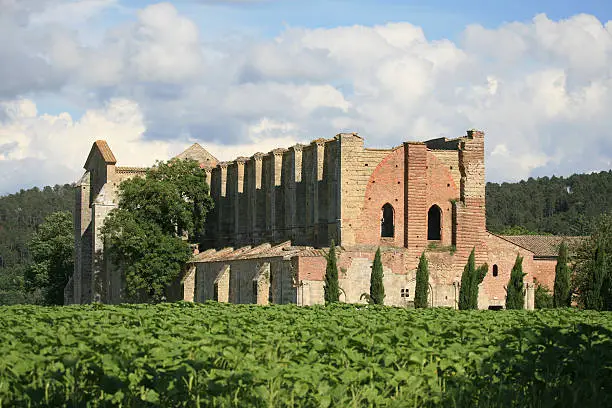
[1,4,612,194]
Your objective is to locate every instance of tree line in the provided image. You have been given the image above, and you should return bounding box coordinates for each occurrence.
[1,167,611,306]
[486,170,612,235]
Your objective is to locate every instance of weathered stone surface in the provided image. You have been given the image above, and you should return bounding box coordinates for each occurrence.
[71,130,545,309]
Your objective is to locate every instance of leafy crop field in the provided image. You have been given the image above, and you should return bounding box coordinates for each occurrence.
[1,303,611,407]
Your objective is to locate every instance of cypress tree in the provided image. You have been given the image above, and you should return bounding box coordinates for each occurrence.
[369,247,385,305]
[585,244,607,310]
[458,248,488,310]
[324,240,340,303]
[553,242,571,307]
[414,252,429,308]
[506,254,526,309]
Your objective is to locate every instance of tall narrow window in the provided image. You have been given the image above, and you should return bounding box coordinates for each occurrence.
[381,203,394,238]
[492,264,499,277]
[427,205,442,240]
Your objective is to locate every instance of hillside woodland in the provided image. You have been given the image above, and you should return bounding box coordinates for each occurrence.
[0,171,611,305]
[486,170,612,235]
[0,185,74,304]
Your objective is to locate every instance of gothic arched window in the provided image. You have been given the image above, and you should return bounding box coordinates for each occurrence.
[381,203,395,238]
[427,205,442,240]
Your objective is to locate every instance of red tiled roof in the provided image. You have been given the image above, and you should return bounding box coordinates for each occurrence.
[500,235,586,258]
[84,140,117,169]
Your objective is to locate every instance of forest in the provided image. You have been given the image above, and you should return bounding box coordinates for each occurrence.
[0,184,74,305]
[0,170,610,305]
[486,170,612,235]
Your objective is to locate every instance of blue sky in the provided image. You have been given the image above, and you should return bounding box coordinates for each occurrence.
[119,0,612,40]
[1,0,612,193]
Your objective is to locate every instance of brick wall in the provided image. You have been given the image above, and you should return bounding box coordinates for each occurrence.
[355,147,405,246]
[404,143,428,262]
[339,134,390,246]
[426,151,460,247]
[484,233,536,309]
[533,259,557,290]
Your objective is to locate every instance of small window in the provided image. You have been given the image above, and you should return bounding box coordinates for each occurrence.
[492,264,498,277]
[381,203,395,238]
[401,288,409,298]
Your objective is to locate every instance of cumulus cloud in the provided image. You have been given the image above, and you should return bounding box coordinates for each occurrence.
[0,99,302,194]
[1,3,612,194]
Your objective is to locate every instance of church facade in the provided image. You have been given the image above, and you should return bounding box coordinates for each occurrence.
[67,130,550,309]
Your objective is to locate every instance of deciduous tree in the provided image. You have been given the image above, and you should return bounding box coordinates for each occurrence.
[102,159,213,302]
[24,211,73,305]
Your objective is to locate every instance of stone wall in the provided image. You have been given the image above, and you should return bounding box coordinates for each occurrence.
[209,137,343,249]
[194,258,296,304]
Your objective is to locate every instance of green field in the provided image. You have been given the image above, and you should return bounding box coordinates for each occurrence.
[1,303,611,407]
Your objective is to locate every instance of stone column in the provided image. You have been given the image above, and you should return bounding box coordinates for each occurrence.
[248,153,264,244]
[235,157,248,245]
[182,264,196,302]
[313,140,325,246]
[218,162,229,246]
[288,144,303,242]
[214,264,230,302]
[253,262,271,305]
[271,148,287,243]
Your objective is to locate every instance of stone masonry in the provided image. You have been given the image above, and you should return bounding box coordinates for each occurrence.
[67,130,560,309]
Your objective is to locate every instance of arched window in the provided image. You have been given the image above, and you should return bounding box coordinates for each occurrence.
[492,264,499,277]
[381,203,394,238]
[427,205,442,240]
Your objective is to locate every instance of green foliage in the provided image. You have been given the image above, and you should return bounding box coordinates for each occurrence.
[1,304,612,407]
[369,247,384,305]
[324,240,339,303]
[498,225,551,236]
[118,159,214,244]
[486,170,612,235]
[102,159,212,303]
[414,252,429,309]
[458,248,488,310]
[553,242,572,307]
[506,255,526,310]
[24,211,73,305]
[574,213,612,310]
[535,283,553,309]
[0,184,73,305]
[101,212,191,303]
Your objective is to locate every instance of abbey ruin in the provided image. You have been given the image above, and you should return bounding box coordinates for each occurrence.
[66,130,572,309]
